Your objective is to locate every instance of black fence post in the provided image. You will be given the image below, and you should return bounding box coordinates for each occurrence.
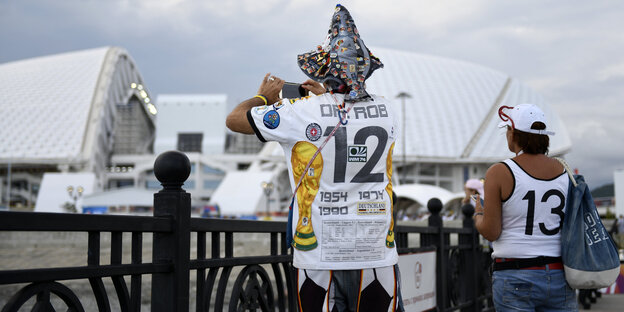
[151,151,191,312]
[460,204,477,312]
[423,198,447,310]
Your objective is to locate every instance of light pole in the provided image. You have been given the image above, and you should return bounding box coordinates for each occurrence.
[261,181,274,220]
[66,185,84,213]
[5,158,11,209]
[396,92,412,184]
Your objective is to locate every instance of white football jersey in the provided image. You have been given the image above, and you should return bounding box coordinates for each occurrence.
[492,159,569,259]
[247,93,400,270]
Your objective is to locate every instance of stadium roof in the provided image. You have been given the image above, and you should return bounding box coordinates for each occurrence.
[0,47,155,167]
[366,47,571,161]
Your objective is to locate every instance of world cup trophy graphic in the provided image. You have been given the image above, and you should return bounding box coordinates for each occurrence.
[291,142,323,250]
[385,143,395,248]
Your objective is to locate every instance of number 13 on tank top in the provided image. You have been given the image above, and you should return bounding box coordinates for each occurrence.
[522,189,565,236]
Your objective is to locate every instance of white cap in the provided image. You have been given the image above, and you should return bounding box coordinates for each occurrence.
[497,103,555,135]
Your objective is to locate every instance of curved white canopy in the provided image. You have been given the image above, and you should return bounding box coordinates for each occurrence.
[393,183,456,208]
[366,47,571,161]
[0,47,154,167]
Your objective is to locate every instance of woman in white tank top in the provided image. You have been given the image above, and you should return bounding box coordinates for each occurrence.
[473,104,577,311]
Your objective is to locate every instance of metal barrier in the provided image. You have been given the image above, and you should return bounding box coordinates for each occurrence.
[395,198,494,311]
[0,151,492,311]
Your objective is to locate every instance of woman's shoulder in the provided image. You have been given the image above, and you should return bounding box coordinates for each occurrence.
[486,162,513,180]
[515,155,565,179]
[487,161,511,172]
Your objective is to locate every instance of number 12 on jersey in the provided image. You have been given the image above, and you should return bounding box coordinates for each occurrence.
[323,126,389,183]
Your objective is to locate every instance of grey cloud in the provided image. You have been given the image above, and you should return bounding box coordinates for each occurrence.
[2,0,623,188]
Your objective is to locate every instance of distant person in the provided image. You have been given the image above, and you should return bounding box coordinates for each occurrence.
[462,178,483,201]
[473,104,577,310]
[615,214,624,249]
[461,178,484,211]
[226,5,403,312]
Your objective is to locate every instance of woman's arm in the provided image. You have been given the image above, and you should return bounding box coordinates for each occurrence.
[474,163,509,241]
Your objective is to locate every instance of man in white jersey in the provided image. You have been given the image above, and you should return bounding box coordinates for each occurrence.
[473,104,577,311]
[226,4,403,312]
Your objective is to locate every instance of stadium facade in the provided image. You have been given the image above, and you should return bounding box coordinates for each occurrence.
[0,47,571,216]
[0,47,156,210]
[365,47,572,214]
[0,47,230,212]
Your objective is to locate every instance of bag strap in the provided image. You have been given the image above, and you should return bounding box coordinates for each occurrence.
[554,157,577,187]
[291,100,355,198]
[285,98,355,248]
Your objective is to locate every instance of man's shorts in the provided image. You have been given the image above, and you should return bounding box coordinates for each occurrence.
[296,264,404,312]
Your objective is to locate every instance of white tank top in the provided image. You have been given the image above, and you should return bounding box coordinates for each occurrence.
[491,159,569,259]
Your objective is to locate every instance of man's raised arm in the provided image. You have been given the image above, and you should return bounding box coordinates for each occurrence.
[225,73,283,134]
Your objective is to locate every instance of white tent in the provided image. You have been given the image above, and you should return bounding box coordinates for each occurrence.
[209,171,278,217]
[82,187,154,207]
[393,184,456,208]
[34,173,96,213]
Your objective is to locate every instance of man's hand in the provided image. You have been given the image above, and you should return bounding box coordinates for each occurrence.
[258,73,284,104]
[301,79,326,95]
[226,73,283,134]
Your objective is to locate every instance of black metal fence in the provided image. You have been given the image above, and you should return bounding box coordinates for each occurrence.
[0,151,492,311]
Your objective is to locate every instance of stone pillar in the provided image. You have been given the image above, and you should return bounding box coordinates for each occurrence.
[151,151,191,312]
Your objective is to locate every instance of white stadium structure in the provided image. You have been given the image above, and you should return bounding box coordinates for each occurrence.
[0,47,230,214]
[366,47,572,216]
[0,47,157,211]
[0,46,571,217]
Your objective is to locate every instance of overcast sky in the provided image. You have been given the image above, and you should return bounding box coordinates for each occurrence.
[1,0,623,189]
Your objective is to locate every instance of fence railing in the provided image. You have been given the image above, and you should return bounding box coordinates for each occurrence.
[395,197,494,311]
[0,151,492,311]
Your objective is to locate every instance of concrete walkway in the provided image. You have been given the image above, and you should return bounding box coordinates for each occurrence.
[582,294,624,311]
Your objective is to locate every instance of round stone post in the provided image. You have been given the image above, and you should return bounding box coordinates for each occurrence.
[151,151,191,312]
[427,197,443,228]
[460,204,478,311]
[426,197,448,309]
[462,203,475,228]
